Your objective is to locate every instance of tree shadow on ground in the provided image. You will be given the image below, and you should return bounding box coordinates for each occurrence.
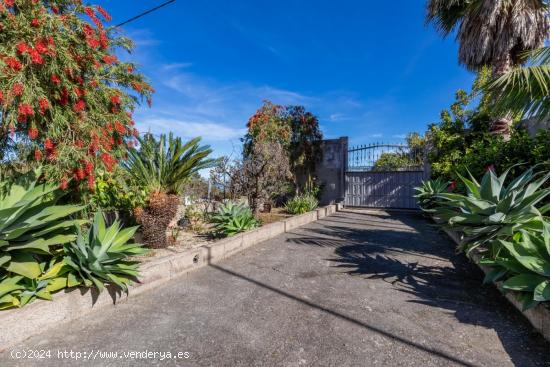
[286,210,550,367]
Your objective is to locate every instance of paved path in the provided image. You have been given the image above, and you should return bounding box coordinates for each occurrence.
[2,209,550,367]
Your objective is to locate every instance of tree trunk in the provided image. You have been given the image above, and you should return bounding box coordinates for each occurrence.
[490,55,513,141]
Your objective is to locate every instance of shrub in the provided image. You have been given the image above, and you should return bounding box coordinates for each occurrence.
[414,178,450,212]
[211,202,259,237]
[434,165,550,255]
[284,194,318,215]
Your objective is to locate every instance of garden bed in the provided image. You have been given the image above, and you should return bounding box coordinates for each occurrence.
[0,205,338,351]
[440,225,550,343]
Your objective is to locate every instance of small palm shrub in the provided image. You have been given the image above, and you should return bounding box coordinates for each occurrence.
[123,133,217,248]
[481,219,550,310]
[434,165,550,255]
[211,202,259,237]
[284,194,318,215]
[414,177,449,212]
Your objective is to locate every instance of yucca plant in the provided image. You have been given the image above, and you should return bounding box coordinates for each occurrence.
[481,219,550,310]
[211,202,260,237]
[49,211,148,293]
[284,194,318,215]
[435,165,550,255]
[414,177,450,212]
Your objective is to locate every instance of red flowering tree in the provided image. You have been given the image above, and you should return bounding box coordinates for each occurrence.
[243,101,323,191]
[0,0,153,189]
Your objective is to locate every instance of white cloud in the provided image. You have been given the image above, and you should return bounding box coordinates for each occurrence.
[136,117,246,141]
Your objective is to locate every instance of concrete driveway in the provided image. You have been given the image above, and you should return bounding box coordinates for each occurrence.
[2,209,549,366]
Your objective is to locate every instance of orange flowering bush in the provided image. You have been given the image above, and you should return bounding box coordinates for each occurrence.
[0,0,153,189]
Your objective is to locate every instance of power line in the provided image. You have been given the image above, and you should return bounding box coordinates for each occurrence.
[115,0,176,28]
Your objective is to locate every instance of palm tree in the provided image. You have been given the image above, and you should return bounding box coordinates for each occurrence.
[426,0,550,137]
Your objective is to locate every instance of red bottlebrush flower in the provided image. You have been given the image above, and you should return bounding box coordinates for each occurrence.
[31,18,40,27]
[44,138,54,150]
[83,24,94,36]
[131,81,143,93]
[29,49,44,64]
[99,31,108,49]
[51,74,61,84]
[4,57,22,71]
[102,55,117,64]
[74,168,86,180]
[73,100,86,112]
[86,36,101,49]
[110,95,121,104]
[28,127,39,140]
[19,103,34,116]
[74,88,86,97]
[35,40,48,54]
[17,42,29,53]
[114,121,126,134]
[448,181,457,192]
[0,91,3,104]
[12,83,23,96]
[87,175,95,190]
[84,160,94,175]
[59,88,69,106]
[5,0,14,7]
[96,5,112,21]
[106,122,113,132]
[100,153,116,172]
[59,179,69,190]
[51,5,59,14]
[34,149,43,161]
[84,7,95,18]
[75,139,85,148]
[127,64,134,73]
[89,79,98,88]
[38,97,49,114]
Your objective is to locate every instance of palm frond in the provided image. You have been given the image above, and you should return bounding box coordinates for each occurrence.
[122,133,218,195]
[484,47,550,120]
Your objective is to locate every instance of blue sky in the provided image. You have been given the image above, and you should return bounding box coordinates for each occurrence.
[96,0,474,158]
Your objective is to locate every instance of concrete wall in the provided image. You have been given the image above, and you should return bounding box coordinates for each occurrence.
[315,137,348,205]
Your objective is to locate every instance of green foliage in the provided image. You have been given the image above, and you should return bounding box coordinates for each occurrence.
[0,169,86,309]
[284,194,318,215]
[58,211,146,293]
[481,220,550,310]
[0,170,85,279]
[0,1,153,186]
[484,47,550,121]
[434,166,550,255]
[89,170,148,212]
[211,202,259,237]
[303,175,322,200]
[414,177,450,212]
[373,133,426,172]
[123,133,217,196]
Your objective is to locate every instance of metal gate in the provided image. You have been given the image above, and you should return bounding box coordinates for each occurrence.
[344,143,426,209]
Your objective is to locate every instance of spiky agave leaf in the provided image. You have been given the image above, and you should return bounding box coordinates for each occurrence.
[62,211,147,293]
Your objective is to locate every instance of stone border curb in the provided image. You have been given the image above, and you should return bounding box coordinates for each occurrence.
[0,204,338,351]
[441,227,550,343]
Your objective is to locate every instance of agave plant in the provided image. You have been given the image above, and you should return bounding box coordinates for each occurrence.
[414,177,450,212]
[211,202,260,237]
[44,211,147,293]
[284,194,318,215]
[481,219,550,310]
[123,133,218,195]
[435,165,550,254]
[0,170,85,279]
